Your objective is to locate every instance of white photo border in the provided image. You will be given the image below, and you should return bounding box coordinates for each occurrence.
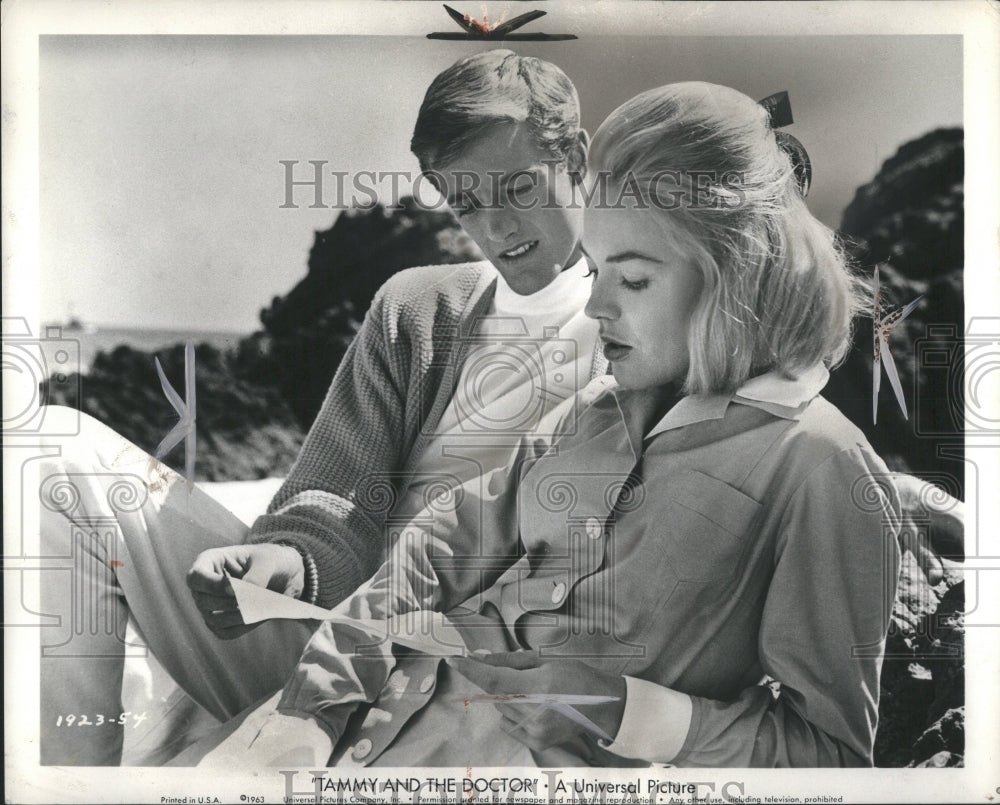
[4,2,998,803]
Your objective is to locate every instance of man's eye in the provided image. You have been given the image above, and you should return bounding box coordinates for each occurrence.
[506,172,539,200]
[622,278,649,291]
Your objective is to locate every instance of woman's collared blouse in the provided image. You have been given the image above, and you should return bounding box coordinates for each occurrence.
[279,367,902,768]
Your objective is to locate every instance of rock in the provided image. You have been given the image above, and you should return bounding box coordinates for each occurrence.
[40,200,479,479]
[42,342,305,482]
[924,582,965,724]
[913,750,962,768]
[261,197,480,340]
[909,707,965,766]
[252,200,481,428]
[874,654,935,767]
[825,128,965,499]
[876,571,964,767]
[892,551,944,638]
[826,129,966,767]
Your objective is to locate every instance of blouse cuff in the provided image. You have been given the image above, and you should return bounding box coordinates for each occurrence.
[598,676,694,764]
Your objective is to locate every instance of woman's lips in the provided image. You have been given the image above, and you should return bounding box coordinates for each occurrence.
[601,340,632,362]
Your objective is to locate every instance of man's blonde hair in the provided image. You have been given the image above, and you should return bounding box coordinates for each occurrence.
[590,81,866,395]
[411,50,581,174]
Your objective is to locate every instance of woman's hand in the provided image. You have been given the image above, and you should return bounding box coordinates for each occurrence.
[448,651,626,751]
[187,544,305,639]
[893,473,964,585]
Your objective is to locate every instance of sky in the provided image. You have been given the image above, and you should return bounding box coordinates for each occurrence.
[39,33,962,333]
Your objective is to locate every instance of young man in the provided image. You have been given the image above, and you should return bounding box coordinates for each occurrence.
[39,49,603,765]
[187,49,600,619]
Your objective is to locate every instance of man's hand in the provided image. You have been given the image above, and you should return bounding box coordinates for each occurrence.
[448,651,626,751]
[187,544,305,639]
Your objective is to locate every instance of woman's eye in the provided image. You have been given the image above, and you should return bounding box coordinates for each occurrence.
[584,265,598,279]
[622,277,649,291]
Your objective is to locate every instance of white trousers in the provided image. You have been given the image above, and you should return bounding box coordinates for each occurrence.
[37,408,314,765]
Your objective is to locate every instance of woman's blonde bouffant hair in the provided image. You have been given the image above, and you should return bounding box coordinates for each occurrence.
[589,81,866,395]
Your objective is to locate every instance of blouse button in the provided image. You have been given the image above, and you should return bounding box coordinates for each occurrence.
[551,582,566,603]
[385,670,408,694]
[419,674,435,694]
[585,516,603,540]
[351,738,373,760]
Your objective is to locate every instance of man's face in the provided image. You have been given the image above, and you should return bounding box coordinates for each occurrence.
[436,121,585,295]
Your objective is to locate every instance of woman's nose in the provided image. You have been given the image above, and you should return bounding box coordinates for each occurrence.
[584,274,618,320]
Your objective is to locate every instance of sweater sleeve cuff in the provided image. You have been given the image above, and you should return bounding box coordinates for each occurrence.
[273,541,320,605]
[599,676,695,764]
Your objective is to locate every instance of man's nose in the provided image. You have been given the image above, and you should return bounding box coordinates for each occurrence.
[484,208,519,243]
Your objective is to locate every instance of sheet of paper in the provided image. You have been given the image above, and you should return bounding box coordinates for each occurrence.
[226,576,469,657]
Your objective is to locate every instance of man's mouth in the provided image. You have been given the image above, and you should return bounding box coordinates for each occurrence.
[499,240,538,260]
[601,338,632,362]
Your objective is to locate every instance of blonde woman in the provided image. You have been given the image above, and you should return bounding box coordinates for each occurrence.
[184,82,901,769]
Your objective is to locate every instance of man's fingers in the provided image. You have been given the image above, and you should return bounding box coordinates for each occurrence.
[187,560,221,591]
[192,590,239,614]
[187,550,240,594]
[222,553,251,576]
[187,572,232,596]
[240,558,276,590]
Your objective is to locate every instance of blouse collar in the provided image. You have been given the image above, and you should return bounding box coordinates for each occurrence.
[630,363,831,441]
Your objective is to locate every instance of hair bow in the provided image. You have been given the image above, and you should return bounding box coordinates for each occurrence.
[758,91,812,197]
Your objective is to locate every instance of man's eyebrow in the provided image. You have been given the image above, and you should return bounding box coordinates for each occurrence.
[605,250,664,265]
[485,167,541,196]
[446,167,539,207]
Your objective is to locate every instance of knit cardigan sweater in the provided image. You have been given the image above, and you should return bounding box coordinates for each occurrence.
[247,261,604,608]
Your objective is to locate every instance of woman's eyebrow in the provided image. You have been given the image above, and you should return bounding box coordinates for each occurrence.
[605,250,664,265]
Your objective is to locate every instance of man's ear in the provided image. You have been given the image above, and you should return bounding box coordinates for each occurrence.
[567,129,590,184]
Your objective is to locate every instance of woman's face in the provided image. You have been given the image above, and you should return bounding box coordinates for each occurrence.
[583,205,704,390]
